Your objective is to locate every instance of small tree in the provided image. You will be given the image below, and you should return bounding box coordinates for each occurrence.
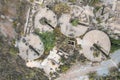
[71,18,79,26]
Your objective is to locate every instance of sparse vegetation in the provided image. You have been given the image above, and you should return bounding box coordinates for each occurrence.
[71,18,79,26]
[93,6,101,13]
[53,27,67,48]
[110,38,120,53]
[35,31,56,54]
[9,46,19,56]
[58,49,80,73]
[0,0,50,80]
[68,0,77,3]
[88,68,120,80]
[30,0,34,2]
[88,72,97,80]
[53,3,71,15]
[89,0,100,6]
[77,54,88,64]
[93,50,100,57]
[96,17,102,24]
[81,0,100,6]
[59,64,70,72]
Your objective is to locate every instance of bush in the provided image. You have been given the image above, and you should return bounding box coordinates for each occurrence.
[53,3,71,15]
[110,38,120,45]
[9,46,19,56]
[68,0,77,3]
[89,0,100,6]
[110,38,120,53]
[71,18,79,26]
[35,31,56,53]
[59,64,70,72]
[110,44,120,53]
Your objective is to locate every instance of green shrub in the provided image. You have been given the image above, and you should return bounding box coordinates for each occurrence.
[71,18,79,26]
[35,31,56,53]
[110,38,120,44]
[68,0,76,3]
[110,38,120,53]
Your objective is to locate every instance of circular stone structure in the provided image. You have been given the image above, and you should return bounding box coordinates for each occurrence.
[81,30,111,61]
[34,7,57,32]
[59,14,88,38]
[18,33,44,61]
[59,5,89,38]
[70,5,84,17]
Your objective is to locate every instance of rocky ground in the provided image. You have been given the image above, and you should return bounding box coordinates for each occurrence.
[0,0,48,80]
